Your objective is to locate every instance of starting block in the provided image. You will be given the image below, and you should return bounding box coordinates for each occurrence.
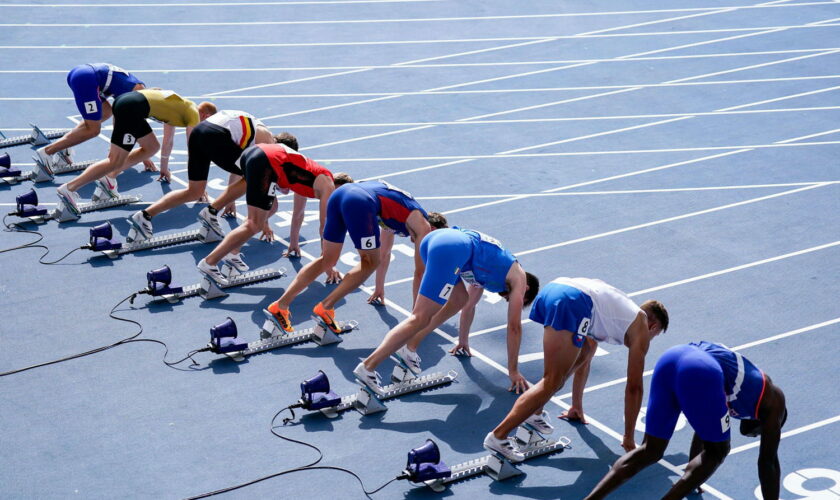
[421,428,571,492]
[0,124,68,150]
[291,369,458,419]
[52,190,142,223]
[29,152,95,183]
[88,223,222,259]
[138,264,286,303]
[260,312,356,347]
[207,317,359,362]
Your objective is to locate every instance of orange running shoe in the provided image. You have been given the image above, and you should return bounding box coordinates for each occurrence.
[265,301,294,333]
[313,302,341,333]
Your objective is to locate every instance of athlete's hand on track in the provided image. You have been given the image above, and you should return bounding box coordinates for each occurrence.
[508,371,529,394]
[143,159,158,172]
[283,244,302,258]
[449,342,471,357]
[221,202,237,217]
[621,434,637,452]
[367,289,385,305]
[558,406,588,424]
[260,222,275,242]
[325,268,342,284]
[157,169,171,183]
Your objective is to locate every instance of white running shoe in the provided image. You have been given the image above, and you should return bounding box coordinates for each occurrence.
[197,207,224,237]
[34,146,55,174]
[56,184,81,215]
[483,432,525,463]
[524,410,554,434]
[96,176,119,198]
[128,211,153,241]
[394,345,422,376]
[353,362,385,396]
[197,258,230,286]
[223,252,249,273]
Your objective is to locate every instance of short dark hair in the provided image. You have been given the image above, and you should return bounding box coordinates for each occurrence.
[333,172,354,187]
[523,271,540,307]
[427,211,448,229]
[640,300,669,332]
[274,132,299,151]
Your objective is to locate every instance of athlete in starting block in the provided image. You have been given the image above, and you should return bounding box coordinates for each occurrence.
[126,110,286,252]
[196,142,353,282]
[483,278,668,462]
[55,89,216,215]
[585,342,786,500]
[352,227,539,395]
[34,63,149,171]
[264,180,446,334]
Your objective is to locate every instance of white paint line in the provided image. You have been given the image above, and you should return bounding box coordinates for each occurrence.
[4,4,837,26]
[0,0,436,6]
[720,84,840,111]
[517,184,830,256]
[3,49,839,73]
[699,415,840,460]
[5,24,840,49]
[775,127,840,143]
[202,69,369,97]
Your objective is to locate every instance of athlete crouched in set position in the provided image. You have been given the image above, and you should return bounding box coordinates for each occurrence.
[585,341,786,500]
[353,227,539,395]
[265,180,446,333]
[56,89,216,214]
[196,142,353,284]
[484,278,668,461]
[35,63,149,172]
[127,110,287,259]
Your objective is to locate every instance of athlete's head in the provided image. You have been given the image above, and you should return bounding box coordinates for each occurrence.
[640,299,669,336]
[197,101,218,121]
[274,132,299,151]
[740,407,787,437]
[498,270,540,307]
[333,172,354,187]
[427,212,448,230]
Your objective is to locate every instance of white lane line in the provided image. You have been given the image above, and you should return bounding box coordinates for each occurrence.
[775,127,840,143]
[517,184,830,256]
[720,84,840,111]
[2,48,838,73]
[557,318,840,400]
[3,3,837,26]
[5,24,839,49]
[318,140,840,162]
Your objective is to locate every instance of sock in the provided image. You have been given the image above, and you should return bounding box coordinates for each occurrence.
[208,206,219,216]
[141,210,152,220]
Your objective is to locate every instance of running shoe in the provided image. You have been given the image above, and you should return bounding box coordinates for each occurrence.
[128,211,153,241]
[223,252,249,273]
[353,362,385,396]
[313,302,341,333]
[197,207,224,238]
[197,258,229,286]
[483,432,525,463]
[56,184,81,215]
[96,176,119,198]
[524,410,554,434]
[34,146,55,174]
[265,301,294,333]
[394,345,422,376]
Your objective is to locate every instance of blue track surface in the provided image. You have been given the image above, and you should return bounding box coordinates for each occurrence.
[1,1,838,499]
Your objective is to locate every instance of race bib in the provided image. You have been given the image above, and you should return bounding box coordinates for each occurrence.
[475,230,502,248]
[460,270,478,285]
[122,133,135,146]
[438,283,454,300]
[577,317,591,335]
[720,413,731,433]
[378,179,414,199]
[267,182,279,196]
[360,236,376,250]
[84,101,98,114]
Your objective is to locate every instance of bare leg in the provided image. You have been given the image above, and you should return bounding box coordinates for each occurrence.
[585,435,669,500]
[204,204,269,266]
[274,240,346,309]
[210,177,247,212]
[145,180,207,218]
[321,247,380,309]
[492,327,582,438]
[44,119,103,155]
[406,281,469,351]
[363,295,443,370]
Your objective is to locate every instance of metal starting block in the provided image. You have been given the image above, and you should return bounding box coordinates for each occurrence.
[52,191,142,222]
[93,225,223,259]
[318,370,458,418]
[145,266,286,303]
[214,320,359,362]
[0,124,68,150]
[422,428,571,492]
[28,154,95,183]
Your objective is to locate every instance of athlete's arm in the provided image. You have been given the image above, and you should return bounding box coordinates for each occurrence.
[505,265,528,394]
[370,230,394,304]
[406,211,431,305]
[313,176,340,282]
[450,284,484,356]
[623,313,651,451]
[287,193,307,251]
[757,382,785,500]
[157,123,175,182]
